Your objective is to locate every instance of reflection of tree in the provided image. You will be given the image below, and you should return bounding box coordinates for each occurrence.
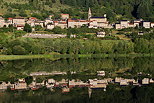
[0,57,154,81]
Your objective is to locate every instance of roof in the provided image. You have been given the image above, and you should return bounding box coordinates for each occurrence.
[54,21,58,23]
[8,18,13,20]
[61,14,69,15]
[29,17,37,20]
[68,19,89,22]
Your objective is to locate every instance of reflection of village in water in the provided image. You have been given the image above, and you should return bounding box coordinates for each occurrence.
[0,71,154,98]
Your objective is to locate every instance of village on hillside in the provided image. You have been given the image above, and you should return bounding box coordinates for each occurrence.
[0,8,154,32]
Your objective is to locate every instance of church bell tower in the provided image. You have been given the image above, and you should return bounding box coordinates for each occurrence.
[88,8,92,20]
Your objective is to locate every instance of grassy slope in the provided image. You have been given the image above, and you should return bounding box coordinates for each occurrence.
[0,0,71,15]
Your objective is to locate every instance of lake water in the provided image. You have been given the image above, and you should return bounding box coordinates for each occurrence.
[0,57,154,103]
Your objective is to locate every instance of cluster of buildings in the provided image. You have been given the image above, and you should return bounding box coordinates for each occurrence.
[0,8,112,31]
[0,70,153,97]
[0,8,154,33]
[115,19,154,29]
[0,75,154,95]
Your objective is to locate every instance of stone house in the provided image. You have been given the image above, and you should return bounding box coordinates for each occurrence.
[89,20,98,28]
[115,23,121,29]
[55,21,67,29]
[26,17,38,27]
[133,20,142,27]
[67,19,89,28]
[13,17,26,26]
[120,20,129,29]
[128,23,135,28]
[89,17,110,28]
[0,17,5,27]
[34,21,45,27]
[61,14,69,20]
[45,18,53,26]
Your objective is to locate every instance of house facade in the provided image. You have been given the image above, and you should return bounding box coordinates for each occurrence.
[61,14,70,20]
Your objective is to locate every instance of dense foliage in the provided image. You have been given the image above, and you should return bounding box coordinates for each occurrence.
[1,0,154,21]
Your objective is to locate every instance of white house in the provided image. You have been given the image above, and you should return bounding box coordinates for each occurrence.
[0,17,5,27]
[142,21,151,28]
[13,17,26,26]
[115,23,121,29]
[151,23,154,28]
[120,20,129,29]
[67,19,89,28]
[96,32,106,38]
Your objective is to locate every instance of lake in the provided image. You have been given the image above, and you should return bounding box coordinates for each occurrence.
[0,57,154,103]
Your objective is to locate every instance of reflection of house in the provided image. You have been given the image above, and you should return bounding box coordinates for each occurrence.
[150,79,154,83]
[142,78,149,84]
[62,87,70,93]
[151,23,154,28]
[115,77,123,83]
[55,79,68,87]
[14,82,27,90]
[69,79,89,88]
[0,82,8,90]
[120,80,128,86]
[12,78,27,90]
[89,79,107,89]
[142,21,151,28]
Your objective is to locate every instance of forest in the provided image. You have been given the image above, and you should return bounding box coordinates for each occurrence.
[0,0,154,21]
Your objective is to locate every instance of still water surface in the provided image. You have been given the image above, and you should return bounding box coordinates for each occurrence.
[0,57,154,103]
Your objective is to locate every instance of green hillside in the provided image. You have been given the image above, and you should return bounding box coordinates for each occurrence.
[0,0,154,22]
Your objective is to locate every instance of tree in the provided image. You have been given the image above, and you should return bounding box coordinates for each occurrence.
[12,45,26,55]
[52,26,65,34]
[24,23,32,33]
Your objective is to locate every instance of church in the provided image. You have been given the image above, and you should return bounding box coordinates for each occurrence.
[88,8,112,29]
